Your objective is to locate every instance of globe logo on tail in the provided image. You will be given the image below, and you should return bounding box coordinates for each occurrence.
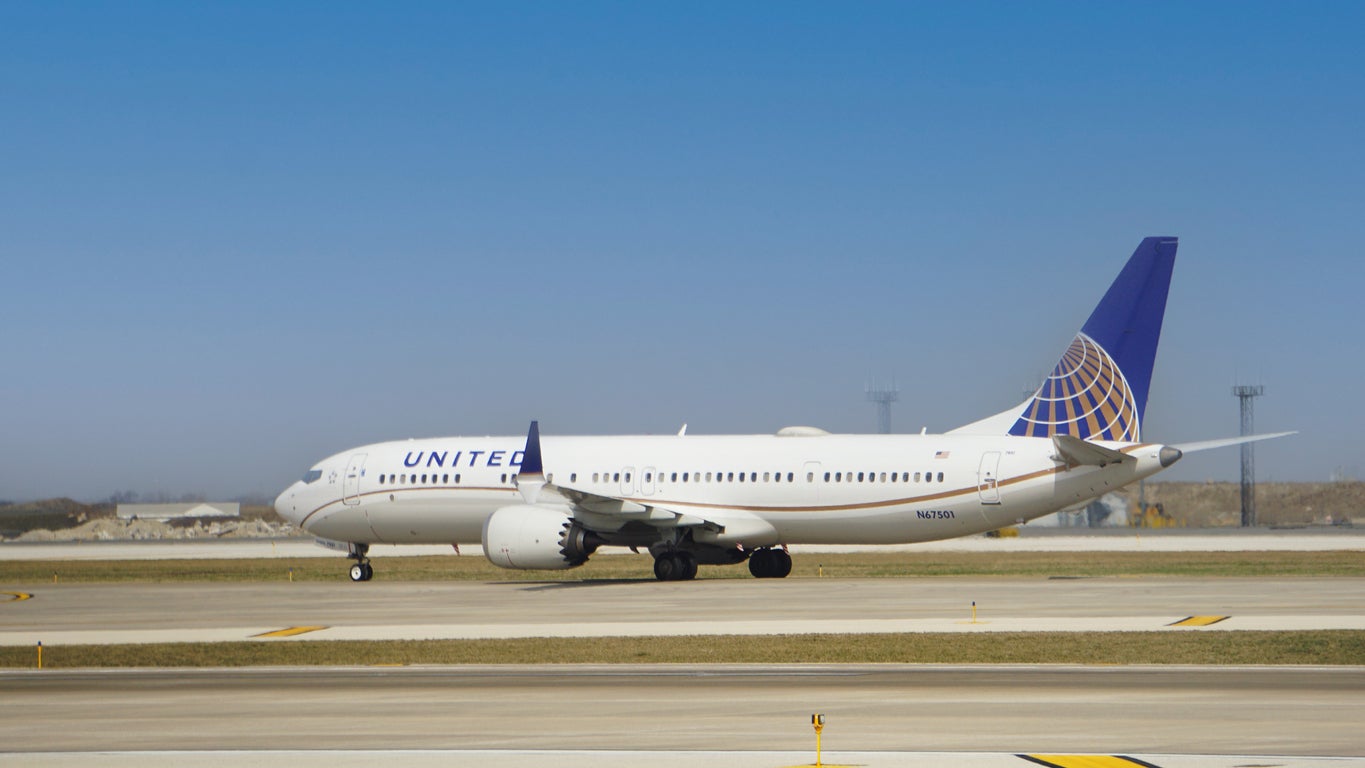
[1009,333,1140,442]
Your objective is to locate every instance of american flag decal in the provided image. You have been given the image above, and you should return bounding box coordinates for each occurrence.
[934,451,950,459]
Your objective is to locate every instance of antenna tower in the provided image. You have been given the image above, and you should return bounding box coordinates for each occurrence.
[866,379,899,434]
[1232,384,1265,527]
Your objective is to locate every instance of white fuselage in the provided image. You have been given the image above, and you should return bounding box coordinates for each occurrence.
[274,432,1171,548]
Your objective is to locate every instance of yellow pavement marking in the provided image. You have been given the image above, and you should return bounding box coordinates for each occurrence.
[1020,755,1163,768]
[2,592,33,603]
[1168,615,1230,627]
[253,625,329,638]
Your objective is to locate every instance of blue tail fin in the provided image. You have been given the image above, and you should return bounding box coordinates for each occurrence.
[1008,236,1178,442]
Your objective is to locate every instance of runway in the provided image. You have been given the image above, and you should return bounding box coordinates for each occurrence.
[3,576,1364,646]
[5,551,1362,764]
[4,527,1363,561]
[2,665,1362,765]
[4,573,1363,765]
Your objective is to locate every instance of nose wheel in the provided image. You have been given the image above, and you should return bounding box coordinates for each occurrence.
[349,561,374,582]
[347,543,374,582]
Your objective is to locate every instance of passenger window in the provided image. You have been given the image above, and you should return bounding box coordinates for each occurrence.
[823,472,830,482]
[880,472,887,482]
[763,472,770,482]
[727,472,734,482]
[455,474,462,484]
[937,472,944,482]
[857,472,865,482]
[671,472,678,482]
[570,473,578,482]
[378,475,385,485]
[914,472,920,482]
[614,473,620,482]
[738,473,745,483]
[401,474,407,483]
[835,472,842,482]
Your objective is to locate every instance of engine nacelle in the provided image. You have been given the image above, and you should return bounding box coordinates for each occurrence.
[482,504,602,570]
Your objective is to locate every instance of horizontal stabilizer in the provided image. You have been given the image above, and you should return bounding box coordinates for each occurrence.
[1052,433,1130,467]
[1172,432,1297,453]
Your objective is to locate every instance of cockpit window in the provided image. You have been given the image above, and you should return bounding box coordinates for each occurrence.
[302,469,323,484]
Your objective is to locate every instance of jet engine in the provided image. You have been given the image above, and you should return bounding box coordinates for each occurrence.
[481,504,603,570]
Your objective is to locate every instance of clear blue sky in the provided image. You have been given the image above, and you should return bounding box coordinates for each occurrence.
[3,2,1362,501]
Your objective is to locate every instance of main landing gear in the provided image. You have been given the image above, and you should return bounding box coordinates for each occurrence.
[652,550,698,582]
[348,543,374,582]
[747,547,792,579]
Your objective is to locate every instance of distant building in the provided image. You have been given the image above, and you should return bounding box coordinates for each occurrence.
[116,503,240,521]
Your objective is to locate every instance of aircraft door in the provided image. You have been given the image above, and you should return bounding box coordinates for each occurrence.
[343,453,368,506]
[977,452,1001,505]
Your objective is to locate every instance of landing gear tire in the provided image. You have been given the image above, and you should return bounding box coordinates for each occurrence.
[349,561,374,582]
[347,543,374,582]
[748,548,792,579]
[678,552,698,581]
[652,551,698,582]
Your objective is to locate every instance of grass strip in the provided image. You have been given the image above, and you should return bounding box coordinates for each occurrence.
[3,630,1361,668]
[4,549,1364,583]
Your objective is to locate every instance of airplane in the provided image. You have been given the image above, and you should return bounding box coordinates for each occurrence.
[274,236,1291,582]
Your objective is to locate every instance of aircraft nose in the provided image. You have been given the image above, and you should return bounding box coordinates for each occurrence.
[274,484,302,525]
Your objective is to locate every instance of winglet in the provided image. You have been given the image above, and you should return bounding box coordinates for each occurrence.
[515,420,546,504]
[520,420,543,475]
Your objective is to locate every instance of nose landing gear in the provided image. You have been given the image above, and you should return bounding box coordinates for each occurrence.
[348,543,374,582]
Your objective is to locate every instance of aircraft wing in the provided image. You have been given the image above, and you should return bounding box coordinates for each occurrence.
[550,483,722,532]
[511,422,775,545]
[535,480,783,546]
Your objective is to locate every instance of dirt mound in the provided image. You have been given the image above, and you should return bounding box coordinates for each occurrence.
[1126,482,1364,527]
[10,516,296,542]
